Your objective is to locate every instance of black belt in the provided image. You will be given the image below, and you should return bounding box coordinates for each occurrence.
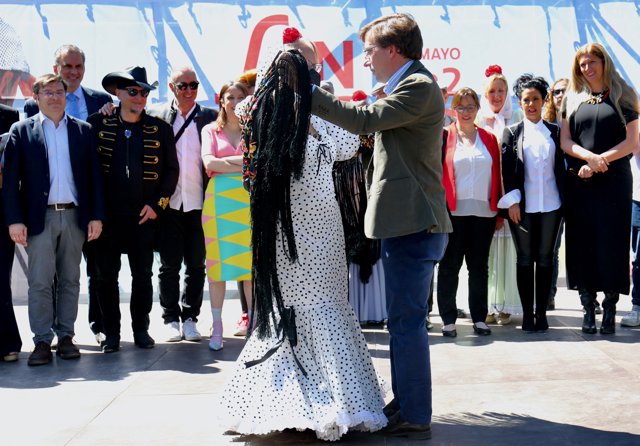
[47,202,75,210]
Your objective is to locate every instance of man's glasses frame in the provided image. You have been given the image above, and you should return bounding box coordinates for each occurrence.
[123,87,150,97]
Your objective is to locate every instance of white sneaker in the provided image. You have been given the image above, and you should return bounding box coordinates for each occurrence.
[165,321,182,342]
[182,319,202,342]
[620,305,640,327]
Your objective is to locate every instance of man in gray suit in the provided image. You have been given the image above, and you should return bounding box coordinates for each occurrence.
[24,44,112,343]
[311,13,451,439]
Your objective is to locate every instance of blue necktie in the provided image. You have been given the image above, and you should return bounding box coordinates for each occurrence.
[66,93,80,119]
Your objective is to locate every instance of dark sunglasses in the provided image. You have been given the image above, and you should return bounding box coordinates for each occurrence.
[552,88,566,97]
[175,81,199,91]
[123,87,150,97]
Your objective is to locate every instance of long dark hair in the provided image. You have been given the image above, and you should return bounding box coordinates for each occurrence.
[245,50,312,339]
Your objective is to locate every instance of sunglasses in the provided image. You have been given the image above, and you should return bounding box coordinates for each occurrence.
[552,88,566,97]
[123,87,150,97]
[175,81,199,91]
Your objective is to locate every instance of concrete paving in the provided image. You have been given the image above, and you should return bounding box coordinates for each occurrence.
[2,274,640,445]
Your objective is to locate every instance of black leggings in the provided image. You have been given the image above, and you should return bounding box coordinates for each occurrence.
[509,209,562,267]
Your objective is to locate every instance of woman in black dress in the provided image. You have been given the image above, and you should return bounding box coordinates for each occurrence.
[560,43,639,334]
[500,75,564,332]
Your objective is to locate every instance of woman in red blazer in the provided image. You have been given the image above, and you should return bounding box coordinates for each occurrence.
[437,88,502,337]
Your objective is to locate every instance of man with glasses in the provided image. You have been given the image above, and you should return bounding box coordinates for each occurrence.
[311,13,451,439]
[3,74,105,365]
[146,67,217,342]
[24,45,112,119]
[24,44,113,345]
[88,66,179,353]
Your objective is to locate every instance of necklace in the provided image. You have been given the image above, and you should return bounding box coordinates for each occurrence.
[586,89,609,105]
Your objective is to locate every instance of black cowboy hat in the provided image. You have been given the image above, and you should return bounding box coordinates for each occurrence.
[101,66,158,95]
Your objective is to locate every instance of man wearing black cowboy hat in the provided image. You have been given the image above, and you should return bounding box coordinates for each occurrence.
[88,66,179,353]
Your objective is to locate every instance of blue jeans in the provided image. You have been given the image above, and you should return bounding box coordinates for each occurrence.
[631,201,640,306]
[382,231,448,425]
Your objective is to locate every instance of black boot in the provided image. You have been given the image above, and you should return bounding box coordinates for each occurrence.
[517,265,535,332]
[600,292,619,334]
[534,265,552,332]
[579,289,597,334]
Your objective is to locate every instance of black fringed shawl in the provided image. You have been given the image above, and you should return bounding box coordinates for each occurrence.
[241,50,311,341]
[332,134,381,283]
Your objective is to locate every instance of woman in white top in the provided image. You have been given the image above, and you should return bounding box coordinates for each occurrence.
[438,88,502,337]
[499,74,564,332]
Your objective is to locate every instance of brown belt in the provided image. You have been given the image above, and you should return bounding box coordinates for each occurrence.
[47,202,75,210]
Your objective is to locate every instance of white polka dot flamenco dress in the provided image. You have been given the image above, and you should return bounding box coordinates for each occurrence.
[218,116,387,441]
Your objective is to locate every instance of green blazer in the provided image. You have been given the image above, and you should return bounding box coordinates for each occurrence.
[312,60,452,239]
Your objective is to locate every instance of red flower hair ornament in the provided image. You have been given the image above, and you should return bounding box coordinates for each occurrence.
[283,27,303,44]
[351,90,368,102]
[485,64,503,77]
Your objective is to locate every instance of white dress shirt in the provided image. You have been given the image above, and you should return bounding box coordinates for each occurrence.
[40,112,78,205]
[498,119,561,213]
[170,103,204,211]
[451,134,495,217]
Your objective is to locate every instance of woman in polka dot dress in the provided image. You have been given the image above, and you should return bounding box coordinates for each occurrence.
[218,30,387,441]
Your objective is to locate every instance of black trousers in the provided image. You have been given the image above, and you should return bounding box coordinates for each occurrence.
[437,215,496,324]
[95,216,156,336]
[0,193,22,355]
[508,210,562,268]
[83,241,103,334]
[158,208,205,323]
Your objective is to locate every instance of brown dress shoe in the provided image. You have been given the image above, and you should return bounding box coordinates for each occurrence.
[381,412,432,440]
[56,336,81,359]
[28,342,53,366]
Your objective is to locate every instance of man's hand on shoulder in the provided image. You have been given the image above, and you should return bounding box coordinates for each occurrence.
[99,102,116,116]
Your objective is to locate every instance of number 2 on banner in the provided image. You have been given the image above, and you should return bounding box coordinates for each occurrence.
[432,68,461,92]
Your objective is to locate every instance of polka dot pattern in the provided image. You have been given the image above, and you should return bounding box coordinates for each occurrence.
[219,117,387,441]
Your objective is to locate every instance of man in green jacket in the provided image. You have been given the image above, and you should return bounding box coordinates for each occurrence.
[311,13,451,439]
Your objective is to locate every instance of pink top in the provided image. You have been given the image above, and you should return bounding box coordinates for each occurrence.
[200,123,242,176]
[201,123,242,158]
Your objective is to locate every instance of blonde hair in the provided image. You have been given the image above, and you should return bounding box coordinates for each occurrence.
[483,73,508,98]
[564,43,639,120]
[543,78,568,123]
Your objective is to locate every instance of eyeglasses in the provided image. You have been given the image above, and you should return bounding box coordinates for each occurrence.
[552,88,566,97]
[39,90,66,98]
[175,81,199,91]
[123,87,150,97]
[363,45,379,59]
[454,105,478,114]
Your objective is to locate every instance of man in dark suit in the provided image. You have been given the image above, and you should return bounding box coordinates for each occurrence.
[3,74,106,366]
[311,13,451,439]
[24,44,112,119]
[146,66,217,343]
[0,103,21,362]
[24,44,112,343]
